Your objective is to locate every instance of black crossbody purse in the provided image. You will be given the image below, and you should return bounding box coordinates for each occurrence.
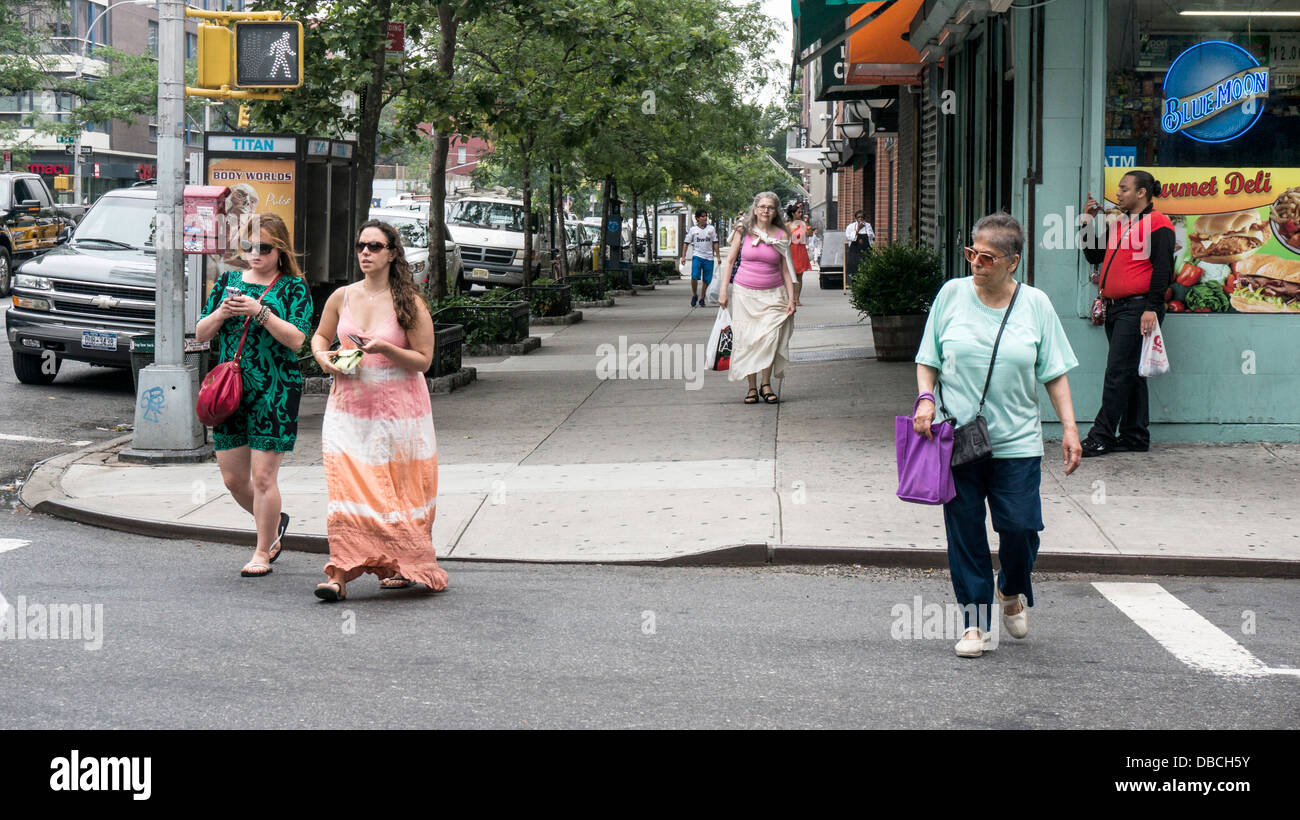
[939,282,1020,467]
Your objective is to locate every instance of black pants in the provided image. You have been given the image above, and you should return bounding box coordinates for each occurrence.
[1088,298,1159,447]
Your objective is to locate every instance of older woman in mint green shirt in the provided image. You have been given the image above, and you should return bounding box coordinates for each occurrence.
[912,213,1083,659]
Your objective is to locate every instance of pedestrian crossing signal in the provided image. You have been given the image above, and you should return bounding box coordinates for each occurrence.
[234,21,303,89]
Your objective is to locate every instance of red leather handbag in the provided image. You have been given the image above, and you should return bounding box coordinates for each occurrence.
[196,275,282,427]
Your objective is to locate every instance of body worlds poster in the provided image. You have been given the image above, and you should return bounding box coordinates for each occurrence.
[204,158,297,299]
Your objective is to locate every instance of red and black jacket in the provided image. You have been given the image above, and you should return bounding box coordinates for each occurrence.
[1083,205,1174,311]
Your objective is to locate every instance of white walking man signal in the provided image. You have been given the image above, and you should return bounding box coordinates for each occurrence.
[268,32,296,80]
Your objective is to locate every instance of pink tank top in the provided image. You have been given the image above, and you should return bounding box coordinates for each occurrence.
[733,232,786,291]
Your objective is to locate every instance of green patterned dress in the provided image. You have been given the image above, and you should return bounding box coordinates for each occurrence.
[200,270,314,452]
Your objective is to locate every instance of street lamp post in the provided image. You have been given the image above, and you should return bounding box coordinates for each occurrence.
[70,0,155,206]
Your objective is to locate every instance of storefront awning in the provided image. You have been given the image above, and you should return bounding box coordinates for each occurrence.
[815,0,923,98]
[796,1,869,57]
[786,147,833,169]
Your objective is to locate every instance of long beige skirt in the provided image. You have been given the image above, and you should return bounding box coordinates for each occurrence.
[727,283,794,382]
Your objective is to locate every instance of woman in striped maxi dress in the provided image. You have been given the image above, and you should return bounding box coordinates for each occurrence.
[308,220,448,601]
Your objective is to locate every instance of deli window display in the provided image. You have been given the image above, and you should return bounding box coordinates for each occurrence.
[1104,0,1300,313]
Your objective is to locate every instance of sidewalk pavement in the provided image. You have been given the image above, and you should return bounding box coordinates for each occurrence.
[22,270,1300,577]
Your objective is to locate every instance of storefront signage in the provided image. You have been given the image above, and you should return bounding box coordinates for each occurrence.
[1104,146,1137,167]
[26,163,71,175]
[207,135,296,153]
[1161,41,1268,143]
[1105,166,1300,314]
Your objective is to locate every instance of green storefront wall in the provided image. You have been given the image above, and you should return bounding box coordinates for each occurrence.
[981,0,1300,442]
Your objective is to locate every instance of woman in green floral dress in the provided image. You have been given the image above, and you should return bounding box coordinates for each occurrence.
[195,214,313,577]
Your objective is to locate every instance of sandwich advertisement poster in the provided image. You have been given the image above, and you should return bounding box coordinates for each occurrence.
[1105,166,1300,314]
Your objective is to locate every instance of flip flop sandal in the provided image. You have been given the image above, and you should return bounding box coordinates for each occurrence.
[268,513,290,563]
[314,582,346,602]
[240,562,272,578]
[380,576,412,589]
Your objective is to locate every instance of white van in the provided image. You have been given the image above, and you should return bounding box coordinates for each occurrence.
[447,195,584,287]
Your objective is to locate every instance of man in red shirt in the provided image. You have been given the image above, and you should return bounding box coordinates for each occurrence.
[1078,170,1173,456]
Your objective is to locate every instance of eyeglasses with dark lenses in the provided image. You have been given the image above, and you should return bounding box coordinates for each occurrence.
[240,241,275,255]
[963,246,1007,266]
[355,241,391,253]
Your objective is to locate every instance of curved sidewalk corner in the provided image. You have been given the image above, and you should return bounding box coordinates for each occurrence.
[22,277,1300,578]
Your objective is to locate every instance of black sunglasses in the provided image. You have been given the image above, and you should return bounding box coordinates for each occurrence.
[355,241,391,253]
[240,240,276,255]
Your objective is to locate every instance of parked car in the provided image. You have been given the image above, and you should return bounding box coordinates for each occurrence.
[446,195,556,287]
[6,183,162,384]
[0,172,83,295]
[368,207,464,293]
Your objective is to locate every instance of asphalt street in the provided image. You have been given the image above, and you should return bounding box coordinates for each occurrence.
[0,297,136,495]
[1,509,1296,730]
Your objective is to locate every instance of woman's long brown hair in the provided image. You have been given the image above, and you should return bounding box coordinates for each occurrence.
[358,219,422,331]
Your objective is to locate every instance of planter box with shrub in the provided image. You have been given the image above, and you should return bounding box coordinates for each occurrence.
[430,322,464,377]
[510,279,572,318]
[848,240,944,362]
[429,290,530,347]
[564,272,608,302]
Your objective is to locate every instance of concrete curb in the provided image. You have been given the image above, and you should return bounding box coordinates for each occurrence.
[21,445,1300,578]
[464,336,542,357]
[574,298,615,308]
[529,310,583,326]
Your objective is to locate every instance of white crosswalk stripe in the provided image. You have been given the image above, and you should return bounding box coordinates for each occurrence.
[0,433,92,446]
[0,539,31,554]
[1094,582,1299,678]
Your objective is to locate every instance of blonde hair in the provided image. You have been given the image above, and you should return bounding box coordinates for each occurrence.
[243,214,305,278]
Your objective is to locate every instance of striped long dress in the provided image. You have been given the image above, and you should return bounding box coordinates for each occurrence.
[321,296,448,590]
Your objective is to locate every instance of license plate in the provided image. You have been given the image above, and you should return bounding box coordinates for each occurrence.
[82,331,118,351]
[472,268,490,278]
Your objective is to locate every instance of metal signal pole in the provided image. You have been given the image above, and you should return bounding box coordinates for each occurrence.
[122,0,208,462]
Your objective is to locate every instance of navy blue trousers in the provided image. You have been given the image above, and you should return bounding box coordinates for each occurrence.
[942,457,1044,631]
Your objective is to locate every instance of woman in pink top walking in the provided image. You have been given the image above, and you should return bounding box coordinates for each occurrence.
[716,192,797,404]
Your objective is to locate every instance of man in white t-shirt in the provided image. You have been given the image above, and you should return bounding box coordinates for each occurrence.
[680,209,719,307]
[845,211,875,246]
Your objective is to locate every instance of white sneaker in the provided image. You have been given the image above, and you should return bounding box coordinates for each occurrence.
[954,628,995,658]
[1000,592,1029,639]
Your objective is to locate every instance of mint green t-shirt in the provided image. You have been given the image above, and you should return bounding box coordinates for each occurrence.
[915,277,1078,458]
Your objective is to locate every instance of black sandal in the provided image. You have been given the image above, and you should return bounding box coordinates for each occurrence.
[760,383,778,403]
[744,387,759,404]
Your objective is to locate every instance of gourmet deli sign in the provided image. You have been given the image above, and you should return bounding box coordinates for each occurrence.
[1162,41,1269,143]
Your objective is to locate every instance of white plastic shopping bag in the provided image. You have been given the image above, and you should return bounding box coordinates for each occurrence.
[1138,321,1170,377]
[705,307,732,371]
[705,268,722,304]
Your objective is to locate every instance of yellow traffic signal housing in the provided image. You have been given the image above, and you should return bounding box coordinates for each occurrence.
[237,104,251,129]
[197,24,233,89]
[53,175,71,192]
[234,21,303,89]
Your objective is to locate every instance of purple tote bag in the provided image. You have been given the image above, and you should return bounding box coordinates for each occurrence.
[895,396,956,505]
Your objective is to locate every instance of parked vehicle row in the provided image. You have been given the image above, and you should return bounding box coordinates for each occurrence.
[0,172,83,296]
[6,183,158,384]
[4,181,634,387]
[368,207,464,293]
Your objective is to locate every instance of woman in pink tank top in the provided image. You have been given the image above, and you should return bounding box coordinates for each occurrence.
[716,192,797,404]
[308,220,449,602]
